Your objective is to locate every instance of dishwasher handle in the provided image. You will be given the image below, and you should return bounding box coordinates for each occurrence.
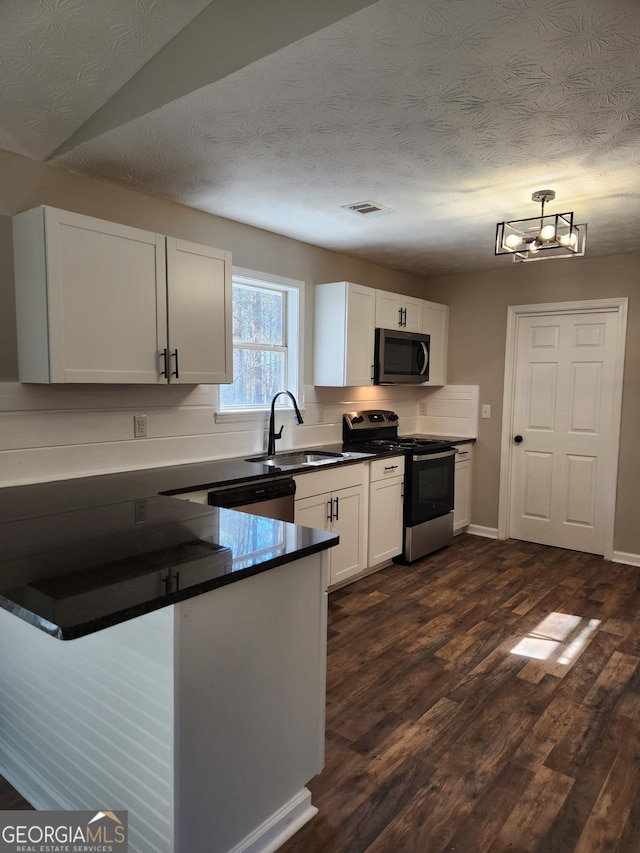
[207,477,296,509]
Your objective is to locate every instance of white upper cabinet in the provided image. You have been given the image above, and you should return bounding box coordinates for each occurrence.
[166,237,232,384]
[314,281,376,386]
[422,300,449,386]
[375,290,423,332]
[13,207,232,384]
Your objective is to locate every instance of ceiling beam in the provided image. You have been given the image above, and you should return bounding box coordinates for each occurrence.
[49,0,381,160]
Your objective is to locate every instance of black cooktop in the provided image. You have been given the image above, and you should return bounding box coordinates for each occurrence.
[342,409,455,455]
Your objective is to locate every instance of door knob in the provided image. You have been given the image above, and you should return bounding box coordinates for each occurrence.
[514,435,523,444]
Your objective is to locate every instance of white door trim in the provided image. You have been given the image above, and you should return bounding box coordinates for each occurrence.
[498,297,628,560]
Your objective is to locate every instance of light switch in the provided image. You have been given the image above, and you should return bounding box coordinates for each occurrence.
[481,404,491,419]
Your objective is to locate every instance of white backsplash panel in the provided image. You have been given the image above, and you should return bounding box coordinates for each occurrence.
[0,381,460,486]
[417,386,479,438]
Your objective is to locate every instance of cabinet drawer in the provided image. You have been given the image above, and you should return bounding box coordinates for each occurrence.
[294,463,364,501]
[369,455,405,482]
[453,444,473,462]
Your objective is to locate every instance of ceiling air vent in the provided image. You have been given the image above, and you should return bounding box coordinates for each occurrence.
[342,200,394,217]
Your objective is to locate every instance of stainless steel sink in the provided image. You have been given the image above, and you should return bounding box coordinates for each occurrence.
[246,450,345,468]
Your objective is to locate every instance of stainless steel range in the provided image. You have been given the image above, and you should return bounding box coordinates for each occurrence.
[343,409,456,562]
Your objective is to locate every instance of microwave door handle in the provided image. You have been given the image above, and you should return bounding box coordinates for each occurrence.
[418,341,429,375]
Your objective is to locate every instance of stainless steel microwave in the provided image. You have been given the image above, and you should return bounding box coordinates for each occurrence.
[374,327,430,384]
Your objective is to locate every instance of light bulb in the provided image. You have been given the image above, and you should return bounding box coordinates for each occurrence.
[504,233,521,250]
[558,231,578,248]
[540,224,556,241]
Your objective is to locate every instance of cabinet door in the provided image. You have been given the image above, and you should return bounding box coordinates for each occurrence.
[329,484,365,587]
[375,291,402,329]
[422,301,449,386]
[454,459,471,532]
[368,476,404,566]
[376,292,422,331]
[344,284,376,386]
[314,282,375,386]
[295,493,332,533]
[402,296,423,332]
[41,208,167,383]
[166,238,232,384]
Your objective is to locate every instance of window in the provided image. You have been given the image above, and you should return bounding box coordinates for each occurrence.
[218,269,303,415]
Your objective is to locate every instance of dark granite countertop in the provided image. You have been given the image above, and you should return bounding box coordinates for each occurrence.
[0,443,376,523]
[0,494,337,640]
[0,444,392,639]
[0,441,439,639]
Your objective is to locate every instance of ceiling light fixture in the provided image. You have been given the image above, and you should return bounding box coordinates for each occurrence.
[495,190,587,262]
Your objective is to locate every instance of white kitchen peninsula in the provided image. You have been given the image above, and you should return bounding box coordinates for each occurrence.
[0,495,335,853]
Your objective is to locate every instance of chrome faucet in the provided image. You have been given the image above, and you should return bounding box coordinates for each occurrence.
[267,390,304,456]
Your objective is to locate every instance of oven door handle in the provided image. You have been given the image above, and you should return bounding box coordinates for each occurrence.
[413,449,456,462]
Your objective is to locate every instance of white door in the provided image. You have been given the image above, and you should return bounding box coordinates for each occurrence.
[508,311,620,554]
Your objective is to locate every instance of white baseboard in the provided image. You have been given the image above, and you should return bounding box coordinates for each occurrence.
[467,524,498,539]
[228,788,317,853]
[612,550,640,568]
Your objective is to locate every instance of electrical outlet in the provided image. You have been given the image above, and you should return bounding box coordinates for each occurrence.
[481,404,491,419]
[134,414,148,438]
[134,500,148,524]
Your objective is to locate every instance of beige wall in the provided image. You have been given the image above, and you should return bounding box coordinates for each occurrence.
[423,254,640,555]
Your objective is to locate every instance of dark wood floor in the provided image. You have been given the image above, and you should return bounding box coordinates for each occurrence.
[3,534,640,851]
[281,534,640,853]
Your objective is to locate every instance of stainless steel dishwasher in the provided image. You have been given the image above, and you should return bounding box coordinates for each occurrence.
[206,477,296,522]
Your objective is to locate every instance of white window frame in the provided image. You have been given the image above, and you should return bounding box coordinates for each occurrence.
[215,267,304,423]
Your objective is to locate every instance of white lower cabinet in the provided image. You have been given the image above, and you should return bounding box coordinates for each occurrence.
[453,445,472,532]
[294,464,366,587]
[368,456,405,567]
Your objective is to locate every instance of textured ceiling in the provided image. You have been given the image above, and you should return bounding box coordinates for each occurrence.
[3,0,640,276]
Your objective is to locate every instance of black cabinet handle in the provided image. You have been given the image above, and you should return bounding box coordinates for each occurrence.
[160,348,168,378]
[514,434,523,444]
[384,465,399,471]
[334,496,339,521]
[171,349,180,379]
[327,499,333,522]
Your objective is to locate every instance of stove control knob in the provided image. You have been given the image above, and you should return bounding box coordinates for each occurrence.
[353,415,364,424]
[388,412,399,421]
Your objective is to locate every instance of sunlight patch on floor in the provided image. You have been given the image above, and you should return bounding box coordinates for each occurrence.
[510,612,601,664]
